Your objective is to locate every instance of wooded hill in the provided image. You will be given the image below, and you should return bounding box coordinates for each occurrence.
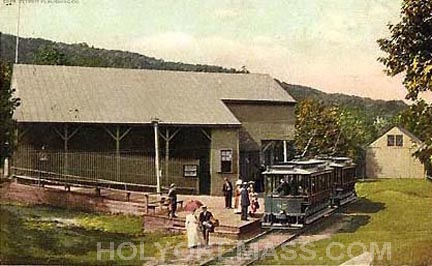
[0,33,242,73]
[279,82,407,120]
[0,33,407,118]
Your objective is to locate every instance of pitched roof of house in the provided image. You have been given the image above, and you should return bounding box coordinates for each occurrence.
[11,64,295,125]
[368,126,423,147]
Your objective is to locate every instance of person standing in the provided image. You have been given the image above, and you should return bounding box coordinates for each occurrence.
[240,182,250,221]
[168,183,177,218]
[233,179,242,214]
[249,193,260,216]
[185,208,204,248]
[222,177,233,208]
[199,205,214,246]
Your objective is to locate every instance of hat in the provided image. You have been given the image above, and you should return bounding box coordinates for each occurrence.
[236,180,243,185]
[170,183,176,188]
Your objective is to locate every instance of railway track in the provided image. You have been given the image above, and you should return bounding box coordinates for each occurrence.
[200,228,303,266]
[200,198,358,266]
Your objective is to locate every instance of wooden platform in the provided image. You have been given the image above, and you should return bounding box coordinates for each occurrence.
[143,194,265,239]
[1,178,265,239]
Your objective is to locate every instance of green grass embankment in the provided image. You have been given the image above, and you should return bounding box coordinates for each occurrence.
[258,179,432,265]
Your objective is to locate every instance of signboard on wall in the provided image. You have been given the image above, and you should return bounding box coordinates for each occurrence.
[183,164,198,177]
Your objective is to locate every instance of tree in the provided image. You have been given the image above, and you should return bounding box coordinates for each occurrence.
[396,100,432,169]
[377,0,432,101]
[33,45,69,65]
[378,0,432,169]
[0,60,20,166]
[294,100,372,161]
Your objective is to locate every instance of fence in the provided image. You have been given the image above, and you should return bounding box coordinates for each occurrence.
[11,146,199,193]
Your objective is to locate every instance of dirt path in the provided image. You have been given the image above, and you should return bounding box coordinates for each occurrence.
[152,236,237,266]
[286,214,348,247]
[339,252,372,266]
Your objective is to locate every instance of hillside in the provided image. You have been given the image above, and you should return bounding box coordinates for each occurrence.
[279,81,407,119]
[0,33,407,119]
[0,33,241,73]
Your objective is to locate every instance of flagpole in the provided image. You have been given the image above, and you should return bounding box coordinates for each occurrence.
[15,0,21,64]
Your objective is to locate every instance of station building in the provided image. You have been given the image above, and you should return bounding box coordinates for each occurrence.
[10,64,296,195]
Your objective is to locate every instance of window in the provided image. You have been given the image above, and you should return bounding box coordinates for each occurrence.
[387,134,403,147]
[220,149,233,173]
[396,135,403,146]
[387,135,395,146]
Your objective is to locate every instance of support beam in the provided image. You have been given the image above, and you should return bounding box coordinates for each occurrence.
[260,141,275,165]
[64,126,69,175]
[16,125,30,141]
[283,140,288,162]
[53,124,82,176]
[115,127,120,181]
[159,128,180,186]
[103,126,132,182]
[152,119,161,194]
[200,129,211,141]
[262,141,275,153]
[164,129,170,187]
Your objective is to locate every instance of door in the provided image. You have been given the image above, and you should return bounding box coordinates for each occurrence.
[199,155,211,195]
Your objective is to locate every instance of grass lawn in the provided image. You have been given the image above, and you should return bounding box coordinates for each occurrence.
[258,179,432,266]
[0,202,185,265]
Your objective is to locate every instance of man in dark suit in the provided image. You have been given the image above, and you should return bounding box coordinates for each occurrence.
[222,177,233,208]
[167,183,177,218]
[240,182,250,221]
[199,205,214,246]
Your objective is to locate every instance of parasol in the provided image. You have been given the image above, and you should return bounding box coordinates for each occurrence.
[183,199,203,212]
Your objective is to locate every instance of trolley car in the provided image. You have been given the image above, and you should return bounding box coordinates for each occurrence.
[327,157,357,206]
[261,159,334,228]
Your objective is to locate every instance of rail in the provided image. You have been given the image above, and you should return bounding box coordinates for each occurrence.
[11,167,195,193]
[200,229,303,266]
[200,194,358,266]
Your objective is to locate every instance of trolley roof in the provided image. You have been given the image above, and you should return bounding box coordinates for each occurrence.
[263,160,333,176]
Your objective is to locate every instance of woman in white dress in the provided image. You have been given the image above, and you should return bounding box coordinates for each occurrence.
[185,208,204,248]
[234,179,243,214]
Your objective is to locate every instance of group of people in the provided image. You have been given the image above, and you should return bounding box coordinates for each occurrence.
[185,205,215,248]
[222,177,260,221]
[176,178,261,248]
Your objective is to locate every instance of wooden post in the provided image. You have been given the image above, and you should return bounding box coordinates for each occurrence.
[116,126,120,181]
[283,140,288,162]
[165,129,169,186]
[54,124,81,177]
[64,124,69,175]
[153,119,161,194]
[103,126,131,182]
[159,128,180,186]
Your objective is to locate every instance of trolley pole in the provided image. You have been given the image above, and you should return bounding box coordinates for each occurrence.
[153,118,161,195]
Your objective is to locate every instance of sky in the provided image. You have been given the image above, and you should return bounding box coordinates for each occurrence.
[0,0,430,102]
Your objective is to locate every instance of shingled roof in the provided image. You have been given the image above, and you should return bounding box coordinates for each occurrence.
[12,64,295,125]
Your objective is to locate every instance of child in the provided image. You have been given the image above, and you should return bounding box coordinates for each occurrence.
[249,193,259,216]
